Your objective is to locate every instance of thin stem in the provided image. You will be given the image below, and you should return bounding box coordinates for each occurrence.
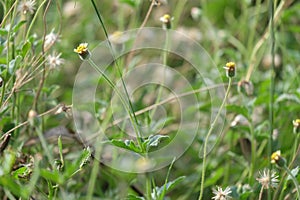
[87,59,143,149]
[125,0,156,70]
[159,157,176,200]
[198,78,233,200]
[283,165,300,199]
[268,0,275,199]
[249,124,256,184]
[292,134,300,158]
[90,0,143,147]
[25,0,47,40]
[245,0,289,81]
[258,186,264,200]
[0,0,18,109]
[150,29,169,120]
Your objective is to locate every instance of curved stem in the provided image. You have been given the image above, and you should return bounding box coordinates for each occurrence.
[258,186,264,200]
[198,78,233,200]
[90,0,143,150]
[283,165,300,199]
[87,59,143,149]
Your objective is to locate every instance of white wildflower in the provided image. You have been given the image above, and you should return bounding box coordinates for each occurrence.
[47,53,64,69]
[18,0,36,14]
[256,169,279,189]
[212,186,232,200]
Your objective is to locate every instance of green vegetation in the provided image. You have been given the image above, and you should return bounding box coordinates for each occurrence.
[0,0,299,199]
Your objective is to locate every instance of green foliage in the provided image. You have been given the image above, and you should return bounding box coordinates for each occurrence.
[0,0,299,199]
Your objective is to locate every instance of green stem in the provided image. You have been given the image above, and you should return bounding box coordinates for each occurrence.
[268,0,275,199]
[25,0,47,40]
[249,124,256,184]
[292,134,300,158]
[90,0,143,149]
[150,29,169,120]
[87,59,143,150]
[198,78,232,200]
[283,165,300,199]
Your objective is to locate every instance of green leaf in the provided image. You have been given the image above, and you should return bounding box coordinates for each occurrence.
[12,20,26,33]
[204,167,224,187]
[152,176,186,197]
[0,28,8,36]
[8,55,22,74]
[0,150,16,175]
[287,166,299,181]
[0,175,28,198]
[126,194,145,200]
[143,135,169,152]
[77,147,92,169]
[40,169,63,184]
[111,139,142,153]
[21,41,31,57]
[119,0,140,7]
[275,93,300,104]
[226,105,250,120]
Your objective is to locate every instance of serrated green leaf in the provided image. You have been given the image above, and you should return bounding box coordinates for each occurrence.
[111,139,142,153]
[78,147,92,169]
[144,135,169,152]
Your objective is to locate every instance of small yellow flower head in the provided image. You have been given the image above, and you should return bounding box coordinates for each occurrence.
[224,62,236,78]
[271,150,286,167]
[160,14,173,30]
[293,119,300,134]
[74,43,91,60]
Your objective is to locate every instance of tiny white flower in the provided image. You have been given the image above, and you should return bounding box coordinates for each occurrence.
[212,186,232,200]
[18,0,36,14]
[47,53,64,69]
[44,30,60,50]
[256,169,279,189]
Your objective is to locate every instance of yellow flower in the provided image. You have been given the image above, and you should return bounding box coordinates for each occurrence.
[271,150,286,167]
[271,150,281,163]
[293,119,300,134]
[74,43,90,60]
[160,14,173,29]
[223,62,236,78]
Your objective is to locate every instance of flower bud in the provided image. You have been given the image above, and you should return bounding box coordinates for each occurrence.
[271,150,286,167]
[293,119,300,134]
[28,109,38,126]
[160,14,173,30]
[224,62,236,78]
